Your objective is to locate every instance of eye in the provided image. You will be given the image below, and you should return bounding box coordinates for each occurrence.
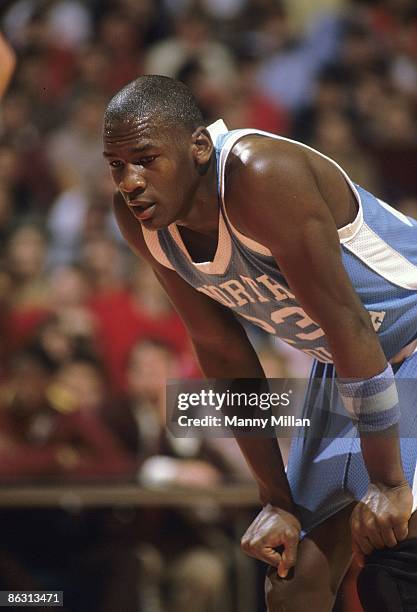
[135,156,157,166]
[109,160,123,169]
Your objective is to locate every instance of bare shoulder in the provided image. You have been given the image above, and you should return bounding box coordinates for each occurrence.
[223,135,315,243]
[225,134,312,193]
[224,134,356,241]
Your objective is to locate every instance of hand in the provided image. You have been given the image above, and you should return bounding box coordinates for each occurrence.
[241,504,301,577]
[350,481,413,567]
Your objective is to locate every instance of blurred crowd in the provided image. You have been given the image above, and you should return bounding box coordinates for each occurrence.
[0,0,416,610]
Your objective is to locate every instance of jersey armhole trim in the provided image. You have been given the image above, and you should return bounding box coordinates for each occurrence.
[215,125,364,252]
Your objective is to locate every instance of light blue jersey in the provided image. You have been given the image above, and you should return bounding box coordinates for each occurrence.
[142,121,417,533]
[143,121,417,364]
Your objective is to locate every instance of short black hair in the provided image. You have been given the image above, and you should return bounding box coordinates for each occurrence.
[104,75,204,133]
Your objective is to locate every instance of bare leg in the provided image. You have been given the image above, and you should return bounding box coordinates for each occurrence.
[265,503,355,612]
[266,503,417,612]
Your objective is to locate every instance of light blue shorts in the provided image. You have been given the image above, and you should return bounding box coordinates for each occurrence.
[286,351,417,536]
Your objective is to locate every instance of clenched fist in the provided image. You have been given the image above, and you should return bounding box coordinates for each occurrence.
[350,481,413,566]
[241,504,301,577]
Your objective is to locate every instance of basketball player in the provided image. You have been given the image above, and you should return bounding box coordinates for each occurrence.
[103,76,417,611]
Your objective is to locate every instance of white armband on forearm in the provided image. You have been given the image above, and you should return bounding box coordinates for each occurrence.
[336,364,400,432]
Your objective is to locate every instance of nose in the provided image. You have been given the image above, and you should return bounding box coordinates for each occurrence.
[119,164,146,194]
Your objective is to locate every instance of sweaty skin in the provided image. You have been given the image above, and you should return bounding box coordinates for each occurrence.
[104,121,415,607]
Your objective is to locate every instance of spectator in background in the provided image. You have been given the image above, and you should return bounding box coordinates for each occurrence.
[88,261,194,391]
[45,0,92,51]
[218,54,290,133]
[47,93,106,194]
[47,265,98,348]
[48,356,136,480]
[33,315,77,369]
[349,68,390,138]
[0,346,59,481]
[80,235,128,296]
[12,263,98,370]
[311,110,380,194]
[0,344,139,610]
[338,21,386,81]
[47,174,116,266]
[255,4,342,110]
[145,6,236,102]
[0,347,136,482]
[95,10,144,94]
[0,92,57,214]
[4,260,99,384]
[292,65,348,143]
[10,8,78,132]
[123,337,206,470]
[45,94,111,264]
[365,92,417,200]
[122,337,233,612]
[71,43,114,99]
[3,225,50,353]
[366,0,417,61]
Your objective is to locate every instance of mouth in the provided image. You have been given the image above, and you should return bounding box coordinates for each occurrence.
[128,201,157,222]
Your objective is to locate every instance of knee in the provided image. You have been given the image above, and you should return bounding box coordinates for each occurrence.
[265,566,334,612]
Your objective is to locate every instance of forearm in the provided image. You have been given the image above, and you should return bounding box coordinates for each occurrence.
[235,437,294,509]
[192,335,295,511]
[333,327,406,485]
[360,427,406,487]
[329,313,387,379]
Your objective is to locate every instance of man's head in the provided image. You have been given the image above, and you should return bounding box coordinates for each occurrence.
[103,75,214,229]
[104,75,204,134]
[126,337,179,402]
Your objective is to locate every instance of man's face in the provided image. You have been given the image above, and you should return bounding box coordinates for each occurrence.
[103,115,199,230]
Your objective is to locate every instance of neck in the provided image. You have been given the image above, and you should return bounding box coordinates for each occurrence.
[176,155,219,236]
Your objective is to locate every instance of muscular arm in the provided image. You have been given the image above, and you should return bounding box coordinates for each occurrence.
[113,192,294,509]
[228,140,405,487]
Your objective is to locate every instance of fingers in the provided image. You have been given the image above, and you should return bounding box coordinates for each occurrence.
[351,510,374,557]
[278,559,288,578]
[241,535,283,566]
[280,530,299,577]
[360,515,386,550]
[240,509,300,574]
[351,506,386,557]
[393,521,408,542]
[353,532,374,556]
[379,526,398,548]
[350,501,411,560]
[352,540,365,568]
[353,553,365,568]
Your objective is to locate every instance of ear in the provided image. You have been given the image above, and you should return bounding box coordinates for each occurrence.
[191,126,213,167]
